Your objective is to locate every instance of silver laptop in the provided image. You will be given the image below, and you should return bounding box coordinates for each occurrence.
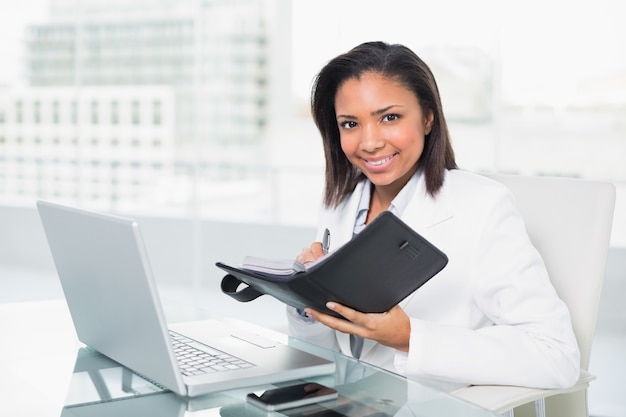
[37,200,335,397]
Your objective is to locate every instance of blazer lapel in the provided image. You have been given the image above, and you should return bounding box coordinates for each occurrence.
[401,170,453,233]
[395,170,453,314]
[326,181,365,248]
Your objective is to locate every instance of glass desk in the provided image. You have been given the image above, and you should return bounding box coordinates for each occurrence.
[0,299,499,417]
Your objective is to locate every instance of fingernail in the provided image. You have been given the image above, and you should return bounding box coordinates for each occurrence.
[326,302,336,310]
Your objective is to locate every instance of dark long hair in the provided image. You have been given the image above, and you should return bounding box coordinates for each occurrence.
[311,41,457,208]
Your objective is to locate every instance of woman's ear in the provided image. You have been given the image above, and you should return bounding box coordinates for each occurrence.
[424,110,434,135]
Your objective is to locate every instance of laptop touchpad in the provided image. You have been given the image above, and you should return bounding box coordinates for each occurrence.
[231,332,277,349]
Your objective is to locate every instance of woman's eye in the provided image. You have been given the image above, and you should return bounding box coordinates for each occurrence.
[340,121,357,129]
[382,114,400,122]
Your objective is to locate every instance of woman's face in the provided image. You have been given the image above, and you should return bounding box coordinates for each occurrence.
[335,72,433,197]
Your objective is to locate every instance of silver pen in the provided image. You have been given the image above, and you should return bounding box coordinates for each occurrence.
[322,228,331,255]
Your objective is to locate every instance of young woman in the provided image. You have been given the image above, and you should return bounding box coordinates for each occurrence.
[288,41,580,389]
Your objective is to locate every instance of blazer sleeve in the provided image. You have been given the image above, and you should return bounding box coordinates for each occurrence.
[403,184,581,388]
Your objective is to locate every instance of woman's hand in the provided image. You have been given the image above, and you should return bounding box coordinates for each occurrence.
[296,242,325,266]
[304,302,411,352]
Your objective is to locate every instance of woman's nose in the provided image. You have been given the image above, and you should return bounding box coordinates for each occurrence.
[359,124,385,152]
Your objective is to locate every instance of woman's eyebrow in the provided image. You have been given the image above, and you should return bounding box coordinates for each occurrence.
[371,104,402,116]
[336,104,403,120]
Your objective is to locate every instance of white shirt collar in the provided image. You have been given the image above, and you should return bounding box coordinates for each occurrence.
[354,169,422,233]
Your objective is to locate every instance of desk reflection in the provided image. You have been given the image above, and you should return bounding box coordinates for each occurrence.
[60,346,407,417]
[0,300,496,416]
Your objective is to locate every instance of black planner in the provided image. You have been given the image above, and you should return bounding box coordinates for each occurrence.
[216,211,448,318]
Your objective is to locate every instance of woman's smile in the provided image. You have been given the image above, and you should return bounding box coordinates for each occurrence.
[361,153,398,171]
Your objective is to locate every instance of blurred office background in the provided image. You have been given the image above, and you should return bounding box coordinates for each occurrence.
[0,0,624,416]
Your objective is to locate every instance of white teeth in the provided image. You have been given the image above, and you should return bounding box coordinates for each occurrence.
[367,155,393,166]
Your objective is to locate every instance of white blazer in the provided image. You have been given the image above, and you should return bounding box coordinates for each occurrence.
[287,169,580,389]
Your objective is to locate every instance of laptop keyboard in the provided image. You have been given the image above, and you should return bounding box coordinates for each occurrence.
[169,331,255,376]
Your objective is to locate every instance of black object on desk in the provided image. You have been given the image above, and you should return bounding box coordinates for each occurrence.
[217,212,448,318]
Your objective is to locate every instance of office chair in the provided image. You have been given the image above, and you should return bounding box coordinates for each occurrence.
[452,174,616,417]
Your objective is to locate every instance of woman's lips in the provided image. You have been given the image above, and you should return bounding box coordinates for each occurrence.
[362,153,397,171]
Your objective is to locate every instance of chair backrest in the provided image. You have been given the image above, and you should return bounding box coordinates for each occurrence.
[486,173,615,370]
